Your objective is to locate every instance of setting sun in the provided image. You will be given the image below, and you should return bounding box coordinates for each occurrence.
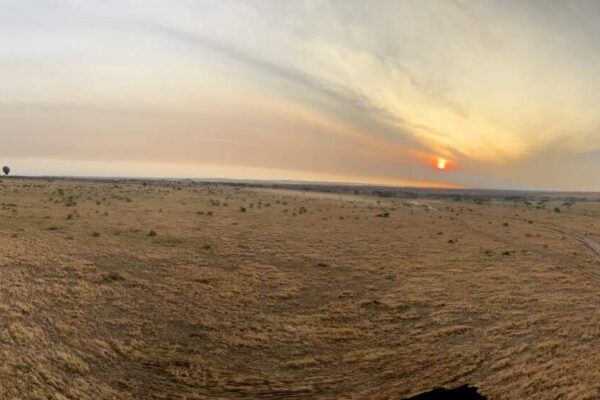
[437,158,447,170]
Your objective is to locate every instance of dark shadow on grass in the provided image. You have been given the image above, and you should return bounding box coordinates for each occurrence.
[404,385,487,400]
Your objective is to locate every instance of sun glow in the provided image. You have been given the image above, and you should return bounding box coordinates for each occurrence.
[436,158,447,170]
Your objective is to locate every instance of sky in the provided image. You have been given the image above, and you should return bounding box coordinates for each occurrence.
[3,1,600,190]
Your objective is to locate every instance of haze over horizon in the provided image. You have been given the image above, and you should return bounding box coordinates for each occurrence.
[3,1,600,191]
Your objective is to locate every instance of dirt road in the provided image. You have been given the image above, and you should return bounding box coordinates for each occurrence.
[545,224,600,257]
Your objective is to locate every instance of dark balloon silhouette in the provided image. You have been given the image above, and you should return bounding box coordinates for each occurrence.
[404,385,487,400]
[2,166,9,176]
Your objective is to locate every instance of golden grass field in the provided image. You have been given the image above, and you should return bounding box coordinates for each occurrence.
[2,178,600,399]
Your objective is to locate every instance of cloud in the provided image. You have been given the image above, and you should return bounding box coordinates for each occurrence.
[140,21,428,149]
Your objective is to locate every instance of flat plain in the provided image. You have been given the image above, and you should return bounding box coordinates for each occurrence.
[2,178,600,399]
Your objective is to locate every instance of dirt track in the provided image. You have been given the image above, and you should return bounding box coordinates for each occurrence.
[547,224,600,258]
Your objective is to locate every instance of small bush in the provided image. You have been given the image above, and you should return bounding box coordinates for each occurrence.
[102,272,125,282]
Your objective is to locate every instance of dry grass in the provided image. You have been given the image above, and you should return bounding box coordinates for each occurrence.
[0,179,599,398]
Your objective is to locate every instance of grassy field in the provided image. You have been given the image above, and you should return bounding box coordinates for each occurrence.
[1,178,600,399]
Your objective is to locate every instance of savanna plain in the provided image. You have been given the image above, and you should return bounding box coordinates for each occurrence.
[2,178,600,399]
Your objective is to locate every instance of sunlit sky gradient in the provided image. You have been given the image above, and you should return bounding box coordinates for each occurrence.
[3,1,600,190]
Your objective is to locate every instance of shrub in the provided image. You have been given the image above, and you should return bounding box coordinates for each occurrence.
[102,272,125,282]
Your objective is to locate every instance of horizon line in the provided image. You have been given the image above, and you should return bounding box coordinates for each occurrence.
[4,173,600,195]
